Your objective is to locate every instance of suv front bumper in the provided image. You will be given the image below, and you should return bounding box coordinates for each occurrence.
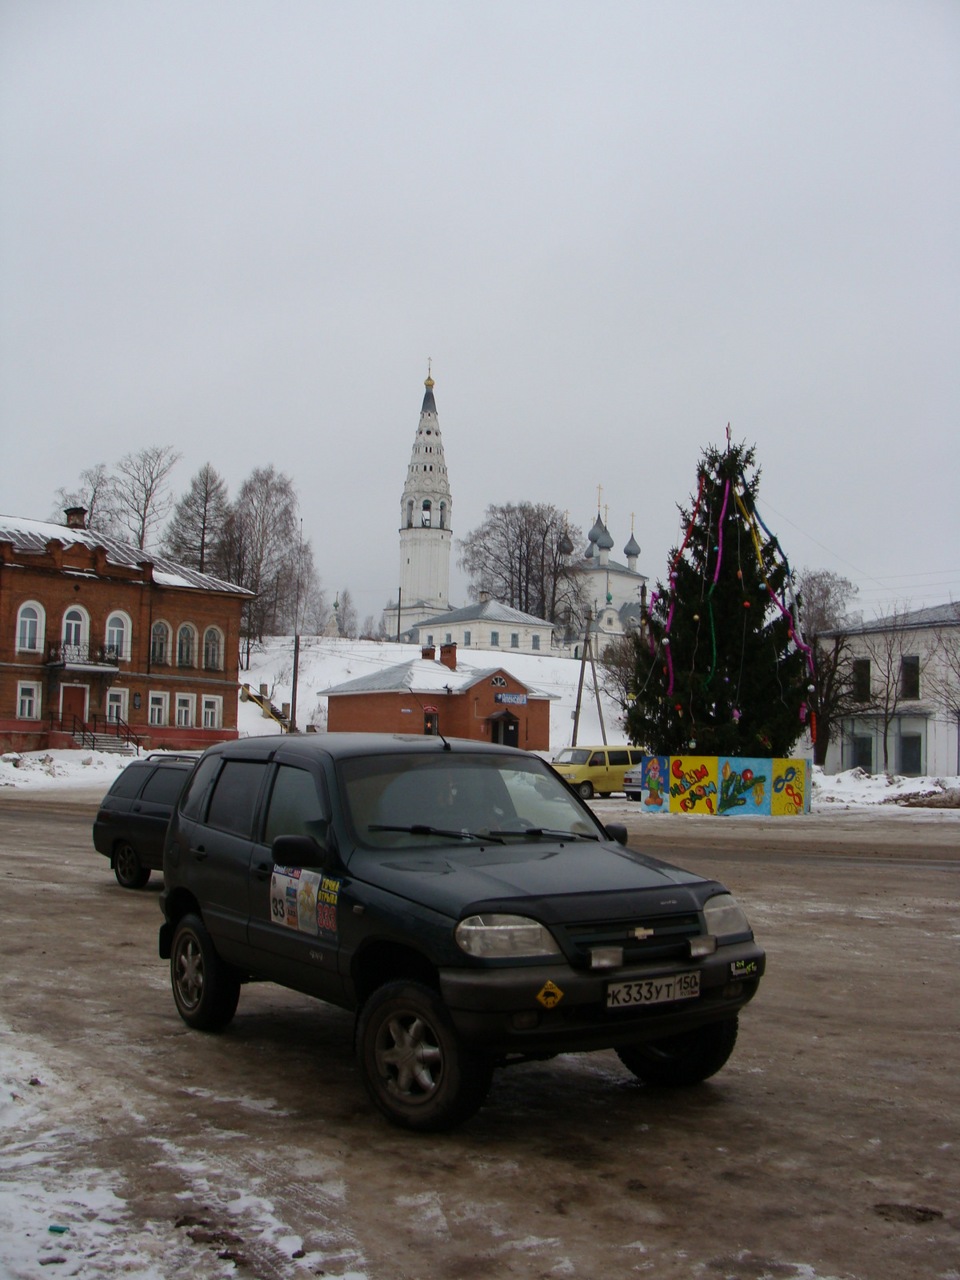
[439,941,764,1055]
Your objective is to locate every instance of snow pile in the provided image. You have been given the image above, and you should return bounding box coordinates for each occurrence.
[0,749,129,790]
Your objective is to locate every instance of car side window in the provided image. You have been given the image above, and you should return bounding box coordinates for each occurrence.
[589,752,605,767]
[140,767,189,805]
[263,765,329,846]
[179,754,222,820]
[109,766,151,799]
[206,761,269,837]
[608,750,629,766]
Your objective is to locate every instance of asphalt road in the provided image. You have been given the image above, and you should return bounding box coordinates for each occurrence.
[1,788,958,1280]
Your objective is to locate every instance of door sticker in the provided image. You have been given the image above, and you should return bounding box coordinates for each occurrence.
[271,866,342,938]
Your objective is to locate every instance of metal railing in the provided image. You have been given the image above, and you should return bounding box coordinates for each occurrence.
[46,643,122,666]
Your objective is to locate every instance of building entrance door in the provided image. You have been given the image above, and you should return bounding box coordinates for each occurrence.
[489,713,519,748]
[60,685,88,726]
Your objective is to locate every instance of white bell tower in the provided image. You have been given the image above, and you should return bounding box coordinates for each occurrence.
[395,367,453,634]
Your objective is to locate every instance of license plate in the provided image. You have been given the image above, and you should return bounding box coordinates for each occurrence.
[606,971,700,1009]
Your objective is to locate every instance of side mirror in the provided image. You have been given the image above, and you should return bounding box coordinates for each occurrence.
[272,833,331,869]
[605,822,628,846]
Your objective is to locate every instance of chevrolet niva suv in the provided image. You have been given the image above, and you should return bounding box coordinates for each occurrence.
[159,734,765,1131]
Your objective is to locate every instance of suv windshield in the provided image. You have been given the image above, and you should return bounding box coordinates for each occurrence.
[339,753,603,849]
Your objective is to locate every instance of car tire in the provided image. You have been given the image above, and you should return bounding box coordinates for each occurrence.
[113,841,150,889]
[170,914,240,1031]
[616,1016,739,1087]
[577,781,594,800]
[357,981,493,1132]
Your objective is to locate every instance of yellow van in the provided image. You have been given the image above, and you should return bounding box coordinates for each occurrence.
[551,745,645,799]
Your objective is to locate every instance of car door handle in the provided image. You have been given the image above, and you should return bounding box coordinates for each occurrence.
[253,861,272,881]
[190,845,208,860]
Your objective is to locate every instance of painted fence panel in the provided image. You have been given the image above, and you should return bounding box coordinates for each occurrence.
[637,756,810,815]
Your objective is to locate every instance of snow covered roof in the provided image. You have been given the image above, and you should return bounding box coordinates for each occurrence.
[824,602,960,636]
[0,514,253,597]
[413,598,553,629]
[320,656,553,699]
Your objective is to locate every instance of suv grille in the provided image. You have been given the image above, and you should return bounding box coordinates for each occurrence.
[562,912,702,966]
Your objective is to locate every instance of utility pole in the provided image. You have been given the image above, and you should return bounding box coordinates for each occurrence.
[572,609,607,746]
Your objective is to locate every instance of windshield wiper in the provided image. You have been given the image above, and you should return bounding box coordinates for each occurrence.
[492,826,601,842]
[368,823,505,844]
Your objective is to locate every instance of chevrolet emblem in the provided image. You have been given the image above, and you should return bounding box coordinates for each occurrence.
[632,926,655,940]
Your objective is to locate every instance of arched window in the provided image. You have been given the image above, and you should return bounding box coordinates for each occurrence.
[17,602,44,652]
[203,627,223,671]
[151,621,170,665]
[421,499,432,527]
[105,612,130,661]
[63,608,84,647]
[177,624,196,667]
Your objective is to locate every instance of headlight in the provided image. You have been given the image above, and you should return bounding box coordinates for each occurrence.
[703,893,752,941]
[455,914,562,959]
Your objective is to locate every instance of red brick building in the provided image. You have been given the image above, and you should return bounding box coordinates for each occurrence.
[0,511,252,753]
[323,643,552,750]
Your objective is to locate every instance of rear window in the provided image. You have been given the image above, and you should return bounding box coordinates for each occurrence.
[140,766,190,805]
[108,765,152,799]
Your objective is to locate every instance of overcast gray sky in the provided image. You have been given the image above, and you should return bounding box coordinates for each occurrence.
[2,0,957,623]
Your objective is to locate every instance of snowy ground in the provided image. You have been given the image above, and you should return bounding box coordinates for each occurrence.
[1,635,958,1275]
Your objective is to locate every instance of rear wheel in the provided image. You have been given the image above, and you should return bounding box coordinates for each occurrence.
[357,981,493,1132]
[170,914,240,1031]
[114,841,150,889]
[616,1017,739,1087]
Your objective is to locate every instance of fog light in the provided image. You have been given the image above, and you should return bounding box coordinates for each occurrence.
[689,936,717,958]
[590,946,624,969]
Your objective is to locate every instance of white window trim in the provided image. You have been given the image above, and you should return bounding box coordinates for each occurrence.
[148,691,169,726]
[151,620,172,665]
[105,611,133,662]
[62,605,90,650]
[202,695,223,729]
[177,624,198,668]
[16,601,45,654]
[175,693,196,727]
[106,688,129,722]
[202,626,224,671]
[17,681,41,720]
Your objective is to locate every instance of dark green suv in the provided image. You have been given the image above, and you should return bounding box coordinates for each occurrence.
[159,734,765,1131]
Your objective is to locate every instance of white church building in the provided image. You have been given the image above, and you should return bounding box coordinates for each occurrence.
[384,370,648,657]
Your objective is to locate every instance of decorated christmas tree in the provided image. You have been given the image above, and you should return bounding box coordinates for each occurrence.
[627,438,813,757]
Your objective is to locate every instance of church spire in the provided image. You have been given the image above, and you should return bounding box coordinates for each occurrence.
[421,361,437,415]
[394,367,454,633]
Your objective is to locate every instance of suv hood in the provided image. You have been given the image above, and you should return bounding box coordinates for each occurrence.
[348,839,707,921]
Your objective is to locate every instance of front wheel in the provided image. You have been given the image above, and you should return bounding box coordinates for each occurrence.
[616,1017,739,1087]
[357,981,493,1132]
[114,841,150,889]
[170,914,240,1031]
[577,781,594,800]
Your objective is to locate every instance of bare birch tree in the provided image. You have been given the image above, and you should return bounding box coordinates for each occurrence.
[113,446,181,549]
